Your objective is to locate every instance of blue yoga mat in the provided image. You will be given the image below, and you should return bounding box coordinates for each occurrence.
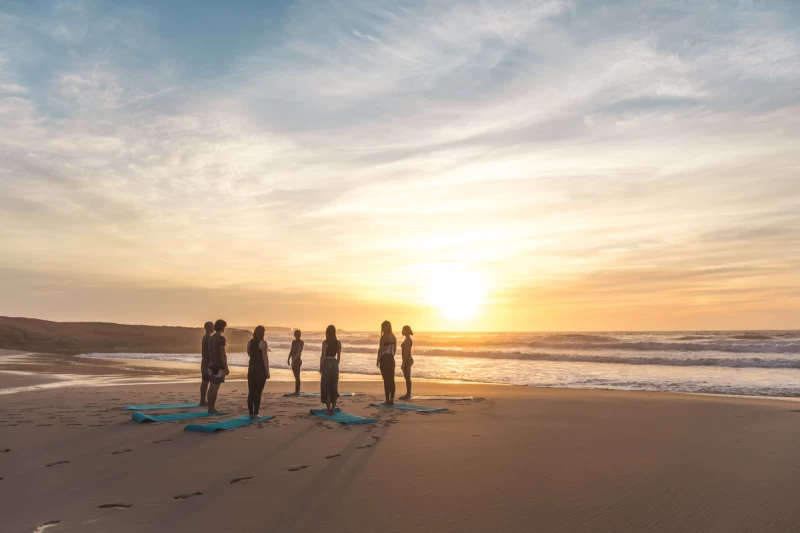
[184,414,274,433]
[131,411,226,423]
[124,402,201,411]
[283,392,356,397]
[370,403,448,413]
[310,408,376,425]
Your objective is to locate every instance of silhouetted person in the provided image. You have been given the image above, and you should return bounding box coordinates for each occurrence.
[200,321,214,406]
[399,325,414,400]
[319,325,341,415]
[287,329,305,395]
[207,319,228,414]
[377,320,397,405]
[246,325,270,419]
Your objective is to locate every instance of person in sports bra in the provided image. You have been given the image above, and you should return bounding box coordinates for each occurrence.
[287,330,304,395]
[319,325,342,415]
[399,325,414,400]
[377,320,397,405]
[246,325,270,419]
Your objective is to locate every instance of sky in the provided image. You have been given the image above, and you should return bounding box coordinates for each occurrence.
[0,0,799,332]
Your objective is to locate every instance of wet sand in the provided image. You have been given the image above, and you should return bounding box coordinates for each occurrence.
[2,353,800,533]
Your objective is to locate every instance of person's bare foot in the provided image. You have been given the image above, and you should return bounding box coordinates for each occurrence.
[208,409,220,415]
[399,394,410,400]
[200,401,208,407]
[387,400,394,406]
[292,392,300,396]
[249,414,258,420]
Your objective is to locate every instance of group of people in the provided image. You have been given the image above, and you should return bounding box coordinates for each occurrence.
[199,320,415,418]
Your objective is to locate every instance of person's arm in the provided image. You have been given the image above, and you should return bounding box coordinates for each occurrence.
[261,340,270,379]
[376,335,382,367]
[288,340,296,366]
[221,339,229,374]
[319,341,325,373]
[336,340,341,363]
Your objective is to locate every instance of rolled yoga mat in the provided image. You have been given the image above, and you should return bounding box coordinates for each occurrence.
[124,402,202,411]
[131,410,226,423]
[309,408,376,425]
[184,414,273,433]
[370,402,448,413]
[283,392,356,397]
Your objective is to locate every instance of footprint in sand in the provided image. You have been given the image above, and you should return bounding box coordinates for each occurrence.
[326,454,341,460]
[1,448,9,453]
[356,444,373,449]
[46,461,70,467]
[111,449,132,455]
[288,465,309,472]
[34,520,60,532]
[99,503,132,509]
[37,424,53,427]
[173,492,203,500]
[230,477,253,484]
[154,439,172,444]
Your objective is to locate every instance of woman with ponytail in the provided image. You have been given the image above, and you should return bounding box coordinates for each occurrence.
[377,320,397,405]
[246,325,270,419]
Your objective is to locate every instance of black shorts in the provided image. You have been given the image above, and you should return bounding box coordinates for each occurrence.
[209,368,226,385]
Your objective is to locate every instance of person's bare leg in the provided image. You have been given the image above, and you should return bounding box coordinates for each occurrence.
[326,401,332,415]
[331,397,337,414]
[293,364,301,395]
[207,383,220,414]
[399,366,411,400]
[200,379,209,406]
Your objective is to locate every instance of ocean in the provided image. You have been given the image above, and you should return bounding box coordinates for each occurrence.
[81,330,800,398]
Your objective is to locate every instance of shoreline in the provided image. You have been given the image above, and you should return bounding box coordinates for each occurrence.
[3,352,800,403]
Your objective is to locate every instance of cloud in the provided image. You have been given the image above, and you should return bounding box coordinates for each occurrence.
[0,0,798,329]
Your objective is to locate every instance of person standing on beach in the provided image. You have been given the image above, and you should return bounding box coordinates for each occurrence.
[399,325,414,400]
[207,319,229,414]
[377,321,397,405]
[287,330,304,395]
[246,326,270,419]
[200,321,214,406]
[319,325,341,415]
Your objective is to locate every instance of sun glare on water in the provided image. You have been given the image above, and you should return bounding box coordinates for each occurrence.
[426,271,486,320]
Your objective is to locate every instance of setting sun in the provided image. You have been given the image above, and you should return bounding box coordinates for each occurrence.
[426,271,486,321]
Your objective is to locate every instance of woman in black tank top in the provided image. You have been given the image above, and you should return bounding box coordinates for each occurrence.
[319,325,341,415]
[246,326,270,419]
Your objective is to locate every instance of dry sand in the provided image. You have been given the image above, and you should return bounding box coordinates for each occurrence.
[2,353,800,533]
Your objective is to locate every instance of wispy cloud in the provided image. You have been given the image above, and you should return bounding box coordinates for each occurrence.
[0,1,798,329]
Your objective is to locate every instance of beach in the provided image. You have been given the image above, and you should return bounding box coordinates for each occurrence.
[2,353,800,533]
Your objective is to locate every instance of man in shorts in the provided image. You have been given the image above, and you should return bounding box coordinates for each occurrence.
[207,319,229,414]
[200,321,214,406]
